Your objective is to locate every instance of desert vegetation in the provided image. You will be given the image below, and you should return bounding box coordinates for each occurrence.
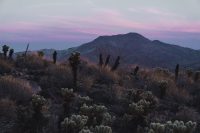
[0,45,199,133]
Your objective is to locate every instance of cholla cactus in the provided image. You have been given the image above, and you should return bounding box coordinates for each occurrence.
[149,120,197,133]
[79,129,93,133]
[31,94,46,111]
[129,99,150,116]
[78,95,93,104]
[8,49,14,59]
[61,115,88,133]
[61,88,74,98]
[2,45,9,58]
[80,104,114,126]
[94,125,112,133]
[158,80,168,99]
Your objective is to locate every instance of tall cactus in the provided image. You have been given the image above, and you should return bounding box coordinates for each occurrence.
[111,56,120,71]
[8,49,14,59]
[69,52,80,89]
[175,64,179,82]
[133,66,139,76]
[104,55,110,67]
[99,53,104,67]
[53,51,57,64]
[2,45,9,59]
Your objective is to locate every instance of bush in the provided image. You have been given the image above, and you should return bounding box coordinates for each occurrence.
[0,76,33,103]
[0,58,13,74]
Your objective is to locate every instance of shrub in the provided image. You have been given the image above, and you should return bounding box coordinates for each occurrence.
[15,54,49,70]
[61,115,88,133]
[0,58,13,74]
[149,120,197,133]
[0,76,33,103]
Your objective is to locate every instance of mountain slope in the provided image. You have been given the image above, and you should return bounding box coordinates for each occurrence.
[42,33,200,69]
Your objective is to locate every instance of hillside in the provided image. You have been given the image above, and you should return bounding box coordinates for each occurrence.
[41,33,200,69]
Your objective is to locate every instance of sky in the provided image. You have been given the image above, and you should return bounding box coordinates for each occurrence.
[0,0,200,51]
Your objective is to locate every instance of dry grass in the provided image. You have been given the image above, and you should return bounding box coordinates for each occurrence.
[15,54,49,70]
[0,76,33,103]
[0,58,13,74]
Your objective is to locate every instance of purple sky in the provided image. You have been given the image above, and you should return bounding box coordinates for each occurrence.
[0,0,200,51]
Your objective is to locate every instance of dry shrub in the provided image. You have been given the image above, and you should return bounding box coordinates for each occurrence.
[39,64,73,89]
[0,76,33,103]
[0,58,13,74]
[0,98,17,133]
[175,107,200,122]
[79,76,94,91]
[95,66,120,84]
[15,54,49,70]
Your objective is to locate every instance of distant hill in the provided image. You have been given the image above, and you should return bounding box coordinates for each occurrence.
[37,33,200,69]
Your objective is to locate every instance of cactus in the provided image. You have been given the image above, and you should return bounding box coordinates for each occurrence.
[79,129,93,133]
[24,43,29,57]
[80,104,114,126]
[194,71,200,82]
[2,45,9,58]
[69,52,81,89]
[94,125,112,133]
[104,55,110,67]
[61,88,75,115]
[149,120,197,133]
[8,49,14,59]
[31,94,46,112]
[175,64,179,82]
[53,51,57,64]
[61,115,88,133]
[158,80,168,99]
[111,56,120,71]
[99,53,104,67]
[133,66,139,76]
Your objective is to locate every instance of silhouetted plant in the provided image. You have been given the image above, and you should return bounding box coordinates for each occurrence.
[175,64,179,82]
[2,45,9,59]
[99,53,104,67]
[111,56,120,71]
[69,52,81,89]
[104,55,110,67]
[194,71,200,82]
[133,66,139,76]
[158,80,168,99]
[8,49,14,59]
[53,51,57,64]
[24,43,29,57]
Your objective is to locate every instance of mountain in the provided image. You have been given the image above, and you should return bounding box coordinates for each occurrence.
[42,33,200,69]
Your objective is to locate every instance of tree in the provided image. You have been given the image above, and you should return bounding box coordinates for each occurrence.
[53,51,57,64]
[2,45,9,58]
[9,49,14,59]
[111,56,120,71]
[68,52,81,89]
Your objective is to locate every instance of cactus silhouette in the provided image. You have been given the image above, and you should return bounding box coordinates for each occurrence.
[68,52,80,89]
[8,49,14,59]
[53,51,57,64]
[37,51,44,57]
[2,45,9,59]
[104,55,110,67]
[134,66,139,76]
[111,56,120,71]
[99,53,104,67]
[175,64,179,82]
